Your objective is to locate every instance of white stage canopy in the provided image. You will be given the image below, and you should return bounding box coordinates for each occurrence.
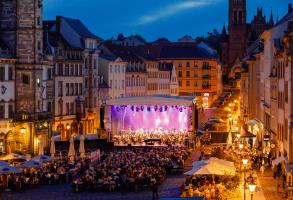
[106,95,194,107]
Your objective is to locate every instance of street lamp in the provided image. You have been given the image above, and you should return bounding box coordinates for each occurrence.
[239,143,244,149]
[20,127,26,134]
[248,183,256,200]
[242,158,249,200]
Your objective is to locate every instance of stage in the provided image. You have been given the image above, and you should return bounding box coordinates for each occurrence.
[105,95,197,146]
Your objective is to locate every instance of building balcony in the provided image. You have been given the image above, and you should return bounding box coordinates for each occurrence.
[202,85,211,89]
[202,65,211,70]
[202,74,211,79]
[14,112,53,122]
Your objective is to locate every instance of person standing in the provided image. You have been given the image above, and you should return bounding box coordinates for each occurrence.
[152,178,159,200]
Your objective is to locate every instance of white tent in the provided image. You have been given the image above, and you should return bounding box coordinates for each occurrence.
[79,135,85,158]
[0,153,25,161]
[0,166,21,174]
[68,137,75,161]
[21,160,44,168]
[185,157,236,176]
[50,136,56,158]
[226,131,233,146]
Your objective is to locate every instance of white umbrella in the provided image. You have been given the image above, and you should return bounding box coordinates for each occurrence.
[68,137,75,161]
[50,136,56,158]
[272,156,286,166]
[33,155,51,162]
[21,160,44,168]
[79,135,85,158]
[0,166,21,174]
[0,153,25,161]
[38,139,44,156]
[226,131,233,150]
[0,161,9,166]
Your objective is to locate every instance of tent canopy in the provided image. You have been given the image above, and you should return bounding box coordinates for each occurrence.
[106,95,194,106]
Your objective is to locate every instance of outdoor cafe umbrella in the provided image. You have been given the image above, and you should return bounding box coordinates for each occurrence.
[79,135,85,158]
[33,155,51,162]
[38,139,44,156]
[0,165,21,174]
[272,156,287,166]
[21,160,44,168]
[0,153,25,161]
[68,137,75,161]
[50,136,56,158]
[0,161,9,166]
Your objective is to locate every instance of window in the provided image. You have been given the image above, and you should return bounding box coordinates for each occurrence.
[37,17,41,26]
[194,72,198,77]
[186,80,190,87]
[8,67,13,80]
[58,81,63,97]
[285,81,288,103]
[37,40,41,51]
[66,103,69,115]
[285,119,288,141]
[79,64,82,75]
[75,83,78,96]
[58,64,63,75]
[178,71,182,77]
[66,83,69,96]
[94,59,97,69]
[22,74,30,85]
[110,80,112,88]
[178,62,182,67]
[65,65,69,76]
[75,64,78,76]
[47,102,52,112]
[0,105,4,118]
[70,65,74,76]
[122,80,124,89]
[8,105,13,118]
[85,78,88,88]
[179,81,182,87]
[70,102,74,114]
[70,83,74,96]
[194,81,198,87]
[186,71,190,77]
[79,83,83,95]
[58,101,63,116]
[0,67,4,81]
[186,62,190,67]
[48,68,52,80]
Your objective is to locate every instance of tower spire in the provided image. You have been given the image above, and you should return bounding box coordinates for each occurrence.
[269,7,274,26]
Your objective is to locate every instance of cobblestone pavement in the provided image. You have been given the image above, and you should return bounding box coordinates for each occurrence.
[256,168,286,200]
[0,152,200,200]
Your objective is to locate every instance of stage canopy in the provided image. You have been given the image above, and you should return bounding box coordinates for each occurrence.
[106,95,194,107]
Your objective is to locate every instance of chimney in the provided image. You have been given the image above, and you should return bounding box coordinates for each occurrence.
[289,3,292,13]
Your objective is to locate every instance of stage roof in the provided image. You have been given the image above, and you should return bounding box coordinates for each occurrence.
[106,95,194,106]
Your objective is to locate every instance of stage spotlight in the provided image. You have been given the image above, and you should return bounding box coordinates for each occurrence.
[131,105,134,111]
[159,107,163,112]
[179,107,183,112]
[136,106,140,112]
[147,106,151,112]
[116,107,120,112]
[154,105,158,111]
[141,106,144,111]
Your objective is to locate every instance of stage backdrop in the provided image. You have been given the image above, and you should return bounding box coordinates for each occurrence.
[111,105,192,133]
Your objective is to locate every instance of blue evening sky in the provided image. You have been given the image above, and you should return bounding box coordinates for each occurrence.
[44,0,292,42]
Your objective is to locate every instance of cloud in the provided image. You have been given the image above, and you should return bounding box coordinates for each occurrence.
[134,0,221,26]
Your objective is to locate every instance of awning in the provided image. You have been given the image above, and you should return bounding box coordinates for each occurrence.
[246,119,261,126]
[240,128,256,138]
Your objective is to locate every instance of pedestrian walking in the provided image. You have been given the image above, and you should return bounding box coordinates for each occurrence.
[260,165,265,177]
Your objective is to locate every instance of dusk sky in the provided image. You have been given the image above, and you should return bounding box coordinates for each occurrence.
[44,0,292,42]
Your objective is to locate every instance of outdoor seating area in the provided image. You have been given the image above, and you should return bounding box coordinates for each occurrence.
[72,147,189,192]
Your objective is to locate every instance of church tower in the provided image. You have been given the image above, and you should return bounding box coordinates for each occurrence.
[228,0,247,68]
[0,0,44,114]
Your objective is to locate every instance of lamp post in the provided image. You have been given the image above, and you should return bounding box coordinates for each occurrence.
[20,127,26,134]
[242,158,248,200]
[248,183,256,200]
